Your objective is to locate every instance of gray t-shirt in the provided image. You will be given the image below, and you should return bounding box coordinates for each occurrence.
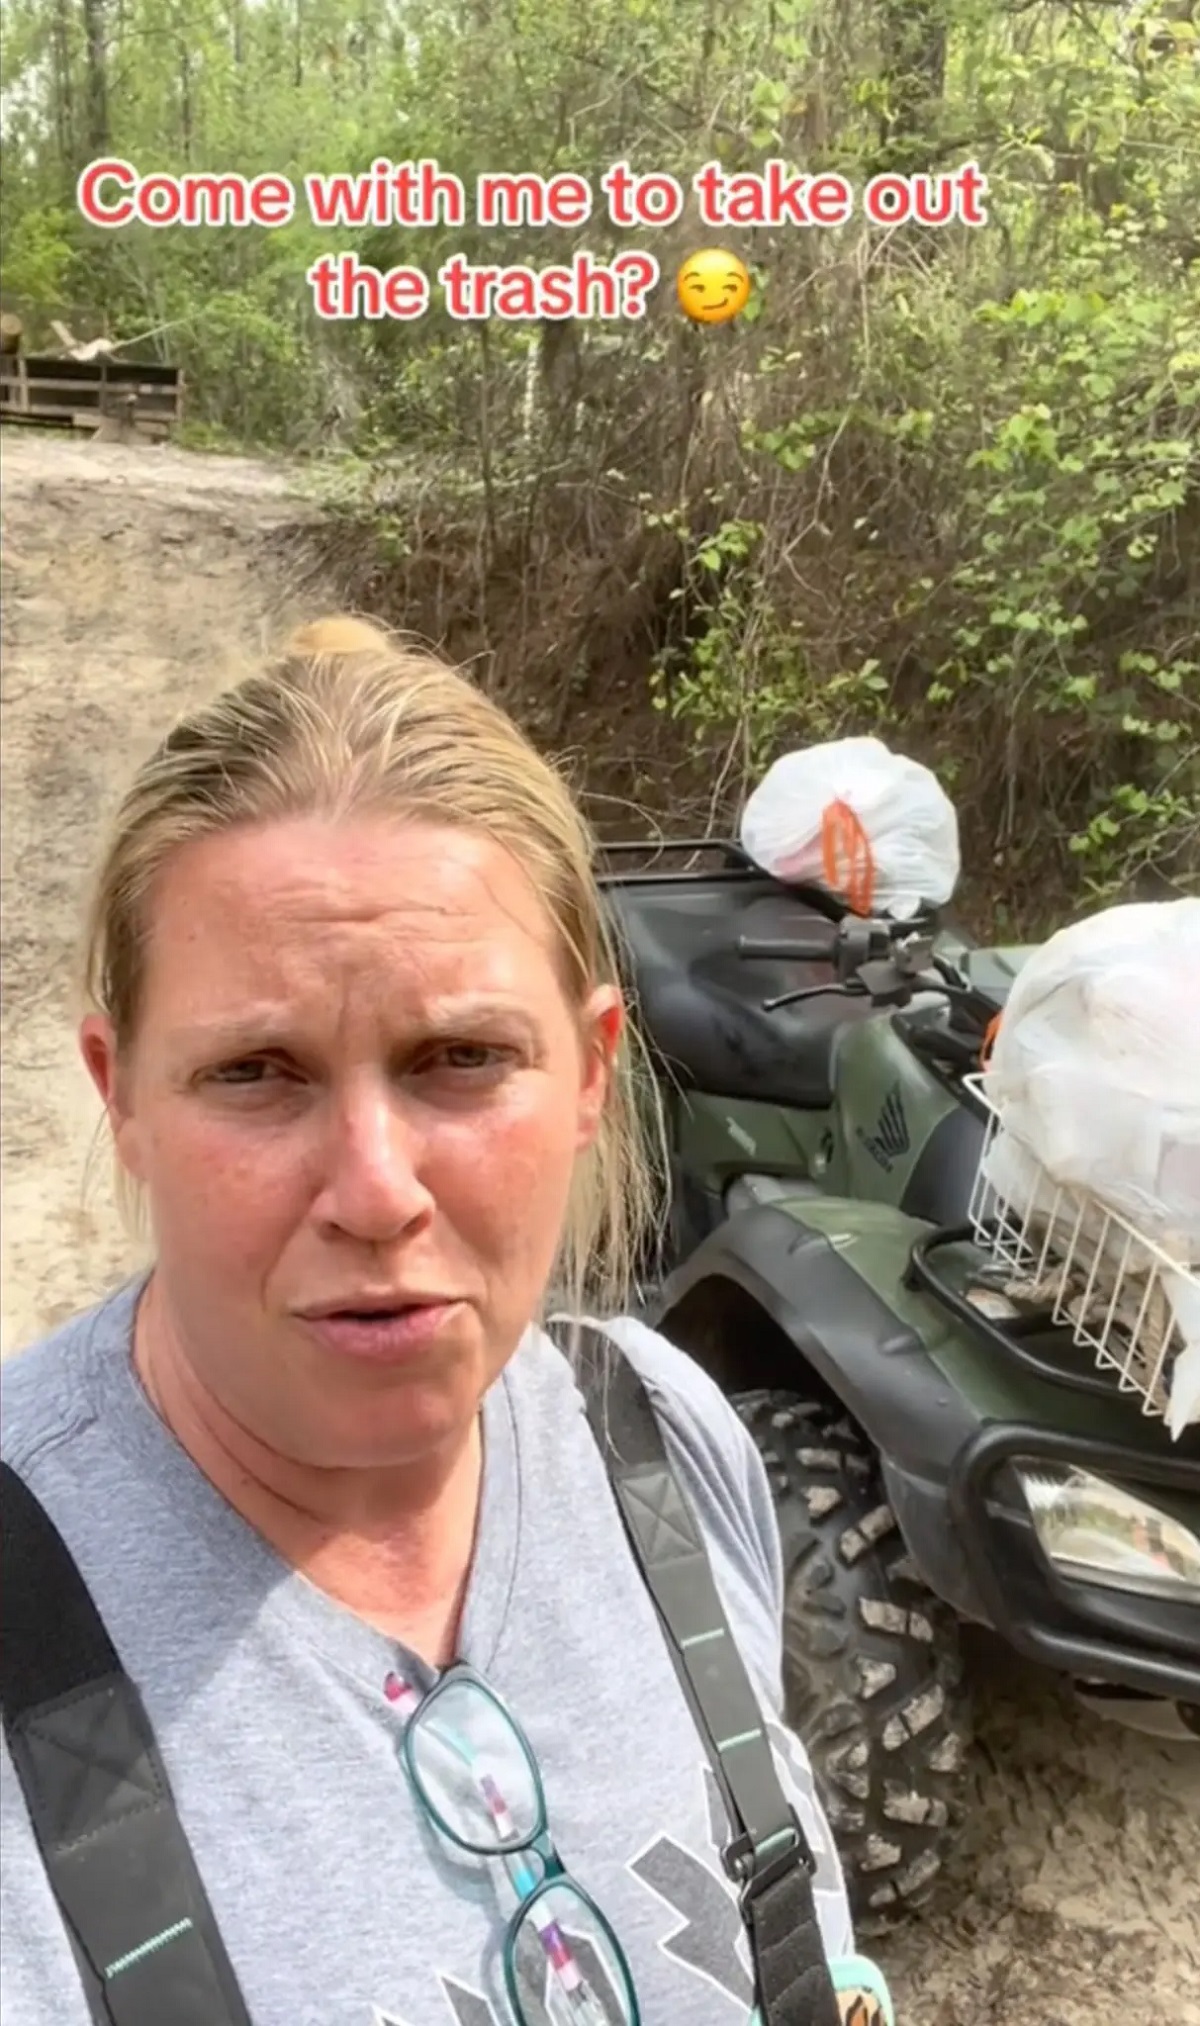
[0,1278,855,2026]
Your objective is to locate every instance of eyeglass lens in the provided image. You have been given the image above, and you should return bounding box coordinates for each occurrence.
[408,1675,541,1849]
[509,1882,637,2026]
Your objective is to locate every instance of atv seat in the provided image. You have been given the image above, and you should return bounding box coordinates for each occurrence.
[604,871,877,1110]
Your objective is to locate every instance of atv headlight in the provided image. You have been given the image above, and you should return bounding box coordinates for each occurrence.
[1014,1464,1200,1605]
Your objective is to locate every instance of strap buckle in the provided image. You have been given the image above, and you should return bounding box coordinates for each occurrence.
[722,1808,817,1907]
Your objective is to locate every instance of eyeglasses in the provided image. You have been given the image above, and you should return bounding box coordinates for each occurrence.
[388,1663,641,2026]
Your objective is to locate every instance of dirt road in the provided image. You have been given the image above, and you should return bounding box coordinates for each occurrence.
[2,429,1198,2023]
[0,432,326,1350]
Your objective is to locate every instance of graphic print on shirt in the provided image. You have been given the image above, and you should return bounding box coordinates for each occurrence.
[626,1759,755,2008]
[433,1984,494,2026]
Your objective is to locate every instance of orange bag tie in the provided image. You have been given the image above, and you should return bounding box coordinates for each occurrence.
[821,797,876,915]
[981,1010,1002,1066]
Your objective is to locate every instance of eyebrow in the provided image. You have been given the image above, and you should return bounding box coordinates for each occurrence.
[172,996,544,1056]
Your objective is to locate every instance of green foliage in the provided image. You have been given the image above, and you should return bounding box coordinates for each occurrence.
[1,0,1195,921]
[645,507,893,773]
[637,9,1198,919]
[1,208,78,306]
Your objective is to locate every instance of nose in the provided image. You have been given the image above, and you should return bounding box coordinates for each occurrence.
[311,1082,435,1245]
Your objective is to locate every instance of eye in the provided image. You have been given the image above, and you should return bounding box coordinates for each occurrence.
[209,1056,292,1087]
[423,1041,512,1074]
[410,1038,528,1090]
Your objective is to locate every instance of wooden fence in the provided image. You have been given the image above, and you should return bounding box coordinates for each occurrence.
[0,351,183,439]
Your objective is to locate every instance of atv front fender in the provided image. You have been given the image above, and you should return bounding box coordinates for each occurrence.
[653,1200,1200,1711]
[652,1197,979,1479]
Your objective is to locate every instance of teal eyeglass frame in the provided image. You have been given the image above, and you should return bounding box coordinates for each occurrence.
[396,1661,643,2026]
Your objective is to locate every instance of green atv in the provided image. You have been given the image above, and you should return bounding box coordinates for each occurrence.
[599,837,1200,1933]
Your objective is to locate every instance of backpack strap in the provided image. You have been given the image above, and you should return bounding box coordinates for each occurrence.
[562,1322,841,2026]
[0,1461,254,2026]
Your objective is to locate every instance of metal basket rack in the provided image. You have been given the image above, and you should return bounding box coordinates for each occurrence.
[963,1071,1199,1427]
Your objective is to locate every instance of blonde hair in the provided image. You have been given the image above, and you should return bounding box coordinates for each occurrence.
[83,614,664,1317]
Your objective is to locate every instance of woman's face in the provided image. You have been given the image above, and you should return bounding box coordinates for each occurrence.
[81,816,622,1470]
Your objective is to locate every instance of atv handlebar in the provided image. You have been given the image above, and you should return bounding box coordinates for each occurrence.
[737,916,938,1011]
[736,936,836,963]
[736,916,995,1057]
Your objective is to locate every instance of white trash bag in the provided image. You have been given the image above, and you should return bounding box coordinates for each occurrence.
[984,896,1200,1431]
[738,736,960,920]
[1165,1277,1200,1440]
[985,897,1200,1247]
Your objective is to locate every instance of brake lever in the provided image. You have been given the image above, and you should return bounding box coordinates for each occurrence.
[763,982,865,1012]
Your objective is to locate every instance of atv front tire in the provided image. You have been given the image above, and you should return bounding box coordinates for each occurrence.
[733,1388,971,1934]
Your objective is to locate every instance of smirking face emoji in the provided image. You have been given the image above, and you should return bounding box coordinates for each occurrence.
[676,249,752,324]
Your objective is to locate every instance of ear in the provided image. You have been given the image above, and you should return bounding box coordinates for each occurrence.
[575,985,625,1151]
[80,1014,119,1108]
[79,1014,145,1180]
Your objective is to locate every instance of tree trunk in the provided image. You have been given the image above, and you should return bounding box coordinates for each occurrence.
[81,0,108,153]
[179,42,193,161]
[878,0,947,167]
[54,0,76,175]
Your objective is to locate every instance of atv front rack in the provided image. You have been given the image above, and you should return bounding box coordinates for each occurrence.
[595,837,757,885]
[961,1072,1198,1435]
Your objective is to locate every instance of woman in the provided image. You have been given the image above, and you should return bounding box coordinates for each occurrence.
[0,616,894,2026]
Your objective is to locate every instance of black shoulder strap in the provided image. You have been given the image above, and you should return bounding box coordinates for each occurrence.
[562,1323,841,2026]
[0,1461,254,2026]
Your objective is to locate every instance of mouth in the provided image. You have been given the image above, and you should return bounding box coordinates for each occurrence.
[294,1296,462,1364]
[297,1294,452,1321]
